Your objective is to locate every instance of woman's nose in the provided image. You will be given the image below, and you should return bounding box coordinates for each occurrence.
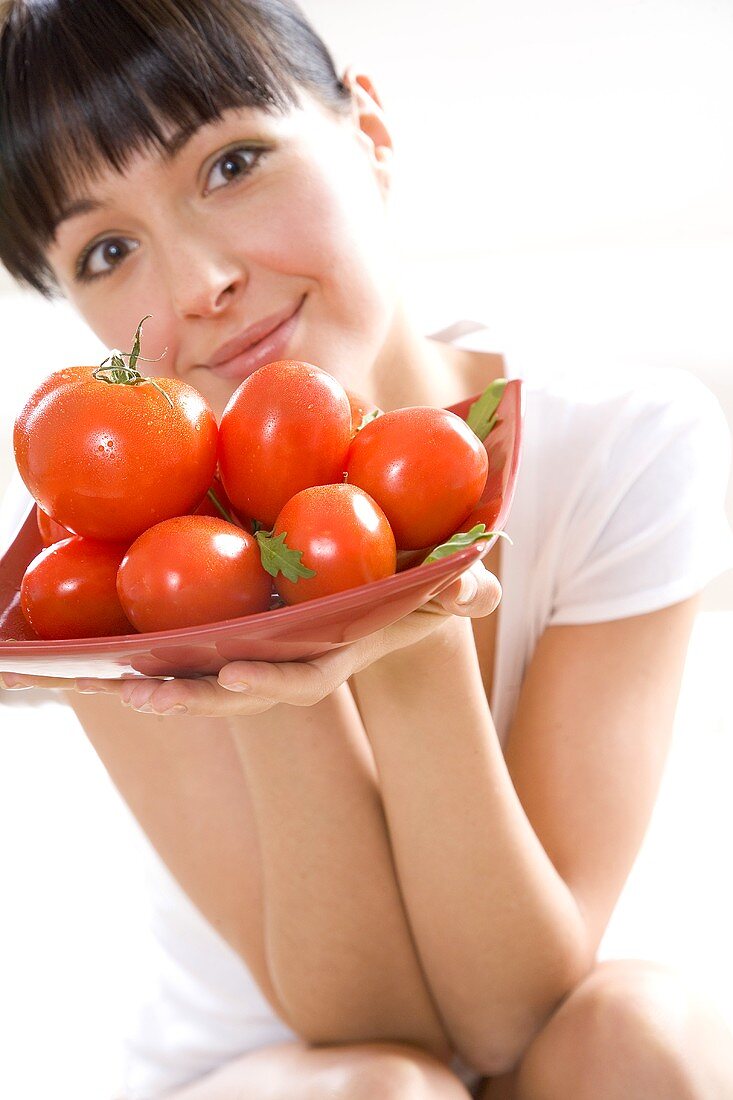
[164,243,248,319]
[174,267,245,319]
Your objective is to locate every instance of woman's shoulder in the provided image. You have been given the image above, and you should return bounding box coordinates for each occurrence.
[508,362,733,574]
[520,362,729,469]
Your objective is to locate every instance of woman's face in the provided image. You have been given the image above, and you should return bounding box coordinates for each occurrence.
[46,86,397,419]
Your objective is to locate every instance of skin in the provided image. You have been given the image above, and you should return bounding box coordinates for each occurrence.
[2,67,503,712]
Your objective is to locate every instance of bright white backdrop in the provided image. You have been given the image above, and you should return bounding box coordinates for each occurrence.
[1,2,732,1097]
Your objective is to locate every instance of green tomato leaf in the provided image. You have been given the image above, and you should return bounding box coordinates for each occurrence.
[422,523,513,565]
[255,529,317,581]
[466,378,507,441]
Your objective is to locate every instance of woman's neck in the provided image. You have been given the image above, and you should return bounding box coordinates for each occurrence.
[368,299,505,412]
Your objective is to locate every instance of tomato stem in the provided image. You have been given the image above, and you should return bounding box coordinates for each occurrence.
[206,488,237,525]
[92,315,173,409]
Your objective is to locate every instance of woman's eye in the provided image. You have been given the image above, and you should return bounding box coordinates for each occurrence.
[76,238,138,283]
[206,146,265,193]
[74,146,266,284]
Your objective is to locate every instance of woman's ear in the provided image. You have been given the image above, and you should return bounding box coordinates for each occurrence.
[341,65,394,190]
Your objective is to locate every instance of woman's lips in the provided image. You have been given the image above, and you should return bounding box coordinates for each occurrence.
[205,296,306,382]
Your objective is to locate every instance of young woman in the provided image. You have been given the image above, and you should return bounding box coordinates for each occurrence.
[2,2,733,1098]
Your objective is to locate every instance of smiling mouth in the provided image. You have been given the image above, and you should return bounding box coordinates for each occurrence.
[202,295,306,381]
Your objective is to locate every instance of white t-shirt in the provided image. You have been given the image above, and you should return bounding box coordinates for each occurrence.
[2,326,733,1098]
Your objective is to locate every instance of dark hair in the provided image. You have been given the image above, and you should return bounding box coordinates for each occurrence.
[0,0,352,299]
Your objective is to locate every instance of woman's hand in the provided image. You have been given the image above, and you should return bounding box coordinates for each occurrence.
[0,552,500,717]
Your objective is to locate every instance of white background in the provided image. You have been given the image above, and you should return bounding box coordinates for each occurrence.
[1,2,733,1097]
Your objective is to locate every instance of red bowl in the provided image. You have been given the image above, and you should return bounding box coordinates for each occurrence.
[0,380,524,679]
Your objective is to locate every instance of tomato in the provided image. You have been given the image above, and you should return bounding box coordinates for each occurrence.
[117,515,272,632]
[263,483,397,605]
[20,536,133,640]
[218,360,352,529]
[13,320,218,542]
[36,475,242,548]
[36,504,73,547]
[344,406,489,550]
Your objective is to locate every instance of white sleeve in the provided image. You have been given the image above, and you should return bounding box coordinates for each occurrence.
[547,371,733,625]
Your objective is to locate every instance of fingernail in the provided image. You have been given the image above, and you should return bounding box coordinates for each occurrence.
[161,705,187,715]
[456,576,478,606]
[75,679,98,693]
[1,674,28,689]
[221,680,250,692]
[137,703,154,713]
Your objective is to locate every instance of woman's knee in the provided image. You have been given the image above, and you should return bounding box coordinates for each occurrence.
[315,1041,473,1100]
[514,959,704,1098]
[164,1037,472,1100]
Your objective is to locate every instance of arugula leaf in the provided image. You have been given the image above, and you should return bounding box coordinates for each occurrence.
[422,523,513,565]
[466,378,507,441]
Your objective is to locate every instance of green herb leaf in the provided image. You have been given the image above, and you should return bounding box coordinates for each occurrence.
[422,523,514,565]
[466,378,507,441]
[255,529,317,581]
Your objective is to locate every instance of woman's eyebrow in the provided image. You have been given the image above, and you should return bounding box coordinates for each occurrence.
[52,197,104,236]
[51,123,204,236]
[52,109,270,238]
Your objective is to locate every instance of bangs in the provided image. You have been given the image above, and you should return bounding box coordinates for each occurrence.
[0,0,349,297]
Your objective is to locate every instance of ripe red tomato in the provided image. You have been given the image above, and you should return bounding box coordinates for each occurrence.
[36,504,73,547]
[20,537,134,639]
[117,515,272,632]
[218,360,352,529]
[14,366,218,542]
[344,406,489,550]
[265,483,397,605]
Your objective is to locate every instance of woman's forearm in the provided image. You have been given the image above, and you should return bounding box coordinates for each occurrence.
[231,682,454,1062]
[351,616,589,1075]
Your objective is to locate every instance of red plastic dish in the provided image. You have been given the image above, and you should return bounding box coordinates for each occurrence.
[0,380,524,679]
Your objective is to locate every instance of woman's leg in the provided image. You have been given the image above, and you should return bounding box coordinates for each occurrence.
[480,958,733,1100]
[164,1039,474,1100]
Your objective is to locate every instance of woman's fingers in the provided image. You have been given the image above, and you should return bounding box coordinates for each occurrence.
[218,632,384,707]
[75,674,277,716]
[430,559,502,618]
[1,672,78,691]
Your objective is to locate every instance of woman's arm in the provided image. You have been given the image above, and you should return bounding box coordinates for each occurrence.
[350,597,701,1077]
[66,691,290,1023]
[67,688,454,1063]
[231,681,454,1062]
[61,555,500,1059]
